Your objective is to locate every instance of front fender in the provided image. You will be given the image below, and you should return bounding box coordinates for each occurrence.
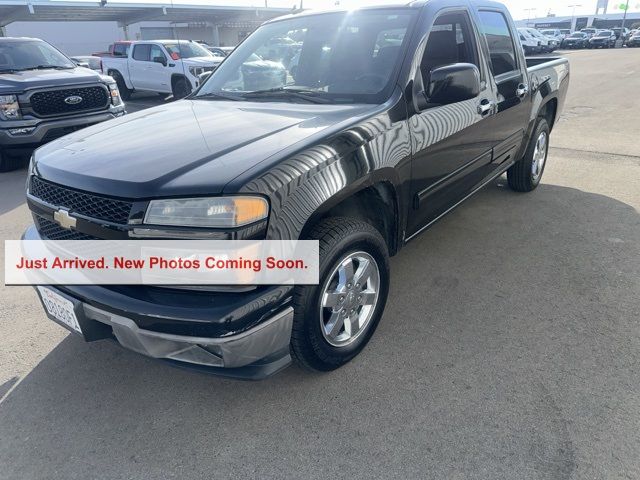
[243,108,412,242]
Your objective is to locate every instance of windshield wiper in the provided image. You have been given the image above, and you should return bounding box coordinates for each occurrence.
[18,65,74,71]
[241,87,331,104]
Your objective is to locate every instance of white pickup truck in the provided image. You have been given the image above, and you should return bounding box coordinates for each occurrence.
[102,39,223,99]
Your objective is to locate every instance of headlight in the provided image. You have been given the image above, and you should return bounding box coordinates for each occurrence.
[107,83,122,106]
[144,197,269,228]
[0,95,21,120]
[25,155,34,192]
[189,66,206,77]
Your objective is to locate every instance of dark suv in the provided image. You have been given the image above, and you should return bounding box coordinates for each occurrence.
[0,37,125,171]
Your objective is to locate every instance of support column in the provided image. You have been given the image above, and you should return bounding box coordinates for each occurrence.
[211,24,220,46]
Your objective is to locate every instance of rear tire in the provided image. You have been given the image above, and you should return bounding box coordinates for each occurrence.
[111,71,131,101]
[507,118,550,193]
[290,217,390,372]
[172,77,192,99]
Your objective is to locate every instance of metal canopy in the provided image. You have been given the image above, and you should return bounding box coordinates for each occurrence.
[0,1,290,27]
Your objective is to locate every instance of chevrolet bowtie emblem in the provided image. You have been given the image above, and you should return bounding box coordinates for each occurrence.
[53,209,77,230]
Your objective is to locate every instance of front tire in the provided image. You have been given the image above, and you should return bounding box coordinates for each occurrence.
[507,118,550,192]
[172,77,192,99]
[290,217,390,372]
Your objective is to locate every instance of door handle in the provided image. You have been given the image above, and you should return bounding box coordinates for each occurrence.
[477,98,494,116]
[516,83,529,98]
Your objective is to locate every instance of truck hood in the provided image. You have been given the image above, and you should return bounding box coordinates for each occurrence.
[34,99,376,198]
[183,56,223,67]
[0,67,106,94]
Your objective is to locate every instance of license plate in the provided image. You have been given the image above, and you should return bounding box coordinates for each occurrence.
[37,286,83,334]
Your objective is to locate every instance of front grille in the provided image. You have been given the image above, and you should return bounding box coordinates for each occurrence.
[30,86,109,117]
[36,216,99,240]
[30,176,132,224]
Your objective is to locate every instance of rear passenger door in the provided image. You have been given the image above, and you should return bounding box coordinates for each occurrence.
[407,8,497,238]
[476,9,530,166]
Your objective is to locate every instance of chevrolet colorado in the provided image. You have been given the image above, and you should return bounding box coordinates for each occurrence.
[0,37,125,172]
[26,0,569,379]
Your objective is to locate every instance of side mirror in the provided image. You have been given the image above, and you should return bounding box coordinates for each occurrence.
[75,61,90,68]
[426,63,480,106]
[153,56,167,66]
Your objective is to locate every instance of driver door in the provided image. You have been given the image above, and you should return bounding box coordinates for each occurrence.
[407,9,496,238]
[147,44,171,93]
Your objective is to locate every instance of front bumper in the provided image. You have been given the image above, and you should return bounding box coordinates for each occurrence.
[36,284,294,379]
[0,108,125,151]
[24,224,295,379]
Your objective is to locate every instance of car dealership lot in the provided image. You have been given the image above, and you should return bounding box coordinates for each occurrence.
[1,48,639,479]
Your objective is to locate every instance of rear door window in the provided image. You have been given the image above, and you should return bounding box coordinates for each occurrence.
[113,43,129,56]
[477,11,518,76]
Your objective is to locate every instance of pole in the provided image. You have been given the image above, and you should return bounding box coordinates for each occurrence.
[524,8,536,27]
[620,0,630,33]
[568,4,581,32]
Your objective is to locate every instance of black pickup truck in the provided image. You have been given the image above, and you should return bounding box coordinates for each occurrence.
[0,37,125,171]
[25,0,569,379]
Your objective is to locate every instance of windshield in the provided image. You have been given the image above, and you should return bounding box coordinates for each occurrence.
[595,31,612,36]
[163,42,212,59]
[0,40,75,72]
[196,10,415,104]
[568,33,585,38]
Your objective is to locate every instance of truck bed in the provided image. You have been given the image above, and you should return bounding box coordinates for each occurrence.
[525,56,566,70]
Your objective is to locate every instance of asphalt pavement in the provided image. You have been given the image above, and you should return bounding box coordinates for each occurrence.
[1,49,639,480]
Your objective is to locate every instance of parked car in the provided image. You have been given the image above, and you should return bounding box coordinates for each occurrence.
[540,29,564,43]
[69,55,103,72]
[518,28,541,54]
[588,30,617,48]
[207,46,235,57]
[562,32,589,49]
[580,28,598,38]
[518,29,540,54]
[25,0,569,378]
[626,30,640,47]
[102,39,223,99]
[560,29,571,37]
[612,27,630,40]
[92,41,132,58]
[0,37,125,171]
[523,28,555,52]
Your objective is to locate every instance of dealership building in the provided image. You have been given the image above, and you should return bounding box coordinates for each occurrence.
[0,0,289,55]
[514,11,640,31]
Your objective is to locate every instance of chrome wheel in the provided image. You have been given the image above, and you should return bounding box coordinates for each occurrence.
[531,131,548,181]
[319,251,380,347]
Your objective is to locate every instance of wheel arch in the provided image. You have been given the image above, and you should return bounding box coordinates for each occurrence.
[539,97,558,131]
[299,176,402,257]
[171,73,192,89]
[107,68,132,90]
